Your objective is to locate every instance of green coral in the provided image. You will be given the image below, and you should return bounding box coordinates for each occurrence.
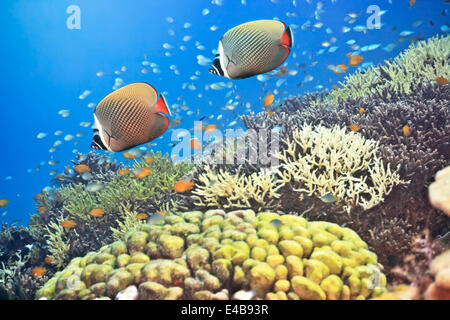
[325,35,450,106]
[30,151,192,272]
[54,152,192,219]
[44,217,71,269]
[37,210,386,300]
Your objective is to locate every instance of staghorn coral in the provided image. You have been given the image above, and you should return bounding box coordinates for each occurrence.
[110,204,146,241]
[36,209,386,300]
[192,166,283,211]
[277,124,405,213]
[44,217,71,269]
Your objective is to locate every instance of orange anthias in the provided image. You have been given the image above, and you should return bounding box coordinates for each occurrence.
[89,208,105,217]
[263,93,275,108]
[436,77,449,85]
[118,168,130,176]
[123,152,135,160]
[74,164,90,174]
[173,179,195,193]
[136,213,149,220]
[60,220,76,228]
[134,167,152,179]
[402,125,411,137]
[31,267,46,278]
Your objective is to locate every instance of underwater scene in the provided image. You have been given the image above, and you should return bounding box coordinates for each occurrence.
[0,0,449,302]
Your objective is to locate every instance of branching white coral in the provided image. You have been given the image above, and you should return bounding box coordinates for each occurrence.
[277,124,407,212]
[192,166,284,210]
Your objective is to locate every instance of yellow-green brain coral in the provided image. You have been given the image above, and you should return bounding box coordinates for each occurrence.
[36,210,386,300]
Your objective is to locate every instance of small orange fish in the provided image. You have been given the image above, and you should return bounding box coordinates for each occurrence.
[409,0,416,6]
[348,124,361,132]
[173,179,195,193]
[123,152,135,160]
[436,77,449,85]
[347,52,364,66]
[136,213,149,220]
[34,193,42,202]
[89,208,105,217]
[65,165,70,174]
[204,124,217,132]
[44,256,53,264]
[348,54,364,67]
[134,167,152,179]
[267,111,274,117]
[74,164,90,174]
[158,211,167,216]
[190,138,202,150]
[31,267,46,278]
[37,206,47,214]
[359,107,365,114]
[332,84,340,90]
[334,64,349,74]
[145,156,154,164]
[0,199,9,207]
[60,220,76,228]
[263,93,275,108]
[402,125,411,137]
[118,168,130,176]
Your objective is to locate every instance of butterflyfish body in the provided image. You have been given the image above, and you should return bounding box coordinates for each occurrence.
[209,20,294,79]
[92,82,171,152]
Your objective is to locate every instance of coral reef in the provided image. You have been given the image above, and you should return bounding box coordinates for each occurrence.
[28,151,192,274]
[36,209,386,300]
[238,35,450,279]
[0,224,47,300]
[55,152,123,186]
